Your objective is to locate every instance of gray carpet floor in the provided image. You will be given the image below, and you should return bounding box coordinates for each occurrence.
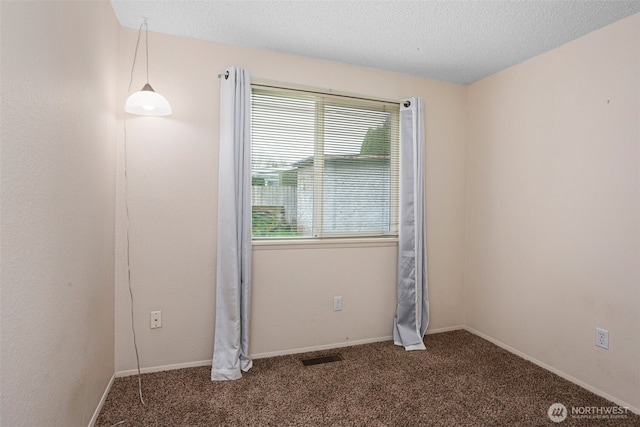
[97,330,639,426]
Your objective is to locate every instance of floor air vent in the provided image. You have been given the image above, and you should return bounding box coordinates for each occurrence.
[301,353,344,366]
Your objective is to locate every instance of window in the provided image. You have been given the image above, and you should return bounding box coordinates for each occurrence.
[251,85,399,239]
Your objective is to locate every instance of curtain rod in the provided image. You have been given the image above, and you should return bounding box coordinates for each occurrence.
[252,83,400,105]
[217,71,399,105]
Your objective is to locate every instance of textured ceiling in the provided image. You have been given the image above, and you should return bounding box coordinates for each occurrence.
[110,1,640,85]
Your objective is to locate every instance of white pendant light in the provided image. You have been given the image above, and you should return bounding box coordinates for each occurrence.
[125,21,172,116]
[125,83,172,116]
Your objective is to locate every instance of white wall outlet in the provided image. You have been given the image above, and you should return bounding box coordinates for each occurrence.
[333,296,343,311]
[595,327,608,349]
[151,311,162,329]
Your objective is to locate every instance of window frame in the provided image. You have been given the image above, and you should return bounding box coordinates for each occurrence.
[250,82,400,241]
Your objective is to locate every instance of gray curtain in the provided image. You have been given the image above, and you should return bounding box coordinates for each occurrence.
[212,67,253,380]
[393,97,429,351]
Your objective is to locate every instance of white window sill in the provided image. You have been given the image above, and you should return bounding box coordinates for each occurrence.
[252,237,398,251]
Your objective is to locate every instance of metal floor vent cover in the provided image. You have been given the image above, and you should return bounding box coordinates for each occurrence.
[301,353,344,366]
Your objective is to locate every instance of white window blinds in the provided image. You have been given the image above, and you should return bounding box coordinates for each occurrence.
[251,85,400,239]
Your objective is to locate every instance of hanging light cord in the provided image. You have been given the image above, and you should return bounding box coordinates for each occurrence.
[111,20,171,427]
[123,124,145,408]
[129,20,146,92]
[125,18,147,408]
[145,22,149,84]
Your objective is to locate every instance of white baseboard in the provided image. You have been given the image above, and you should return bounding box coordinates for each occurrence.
[88,373,115,427]
[250,335,393,359]
[426,325,464,334]
[463,326,640,415]
[115,329,465,376]
[115,359,212,378]
[115,337,395,378]
[251,325,465,360]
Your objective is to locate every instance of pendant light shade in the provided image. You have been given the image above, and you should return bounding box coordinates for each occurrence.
[125,21,172,116]
[125,83,172,116]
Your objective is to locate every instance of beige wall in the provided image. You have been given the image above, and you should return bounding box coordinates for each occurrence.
[466,13,640,410]
[115,30,467,371]
[0,1,119,425]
